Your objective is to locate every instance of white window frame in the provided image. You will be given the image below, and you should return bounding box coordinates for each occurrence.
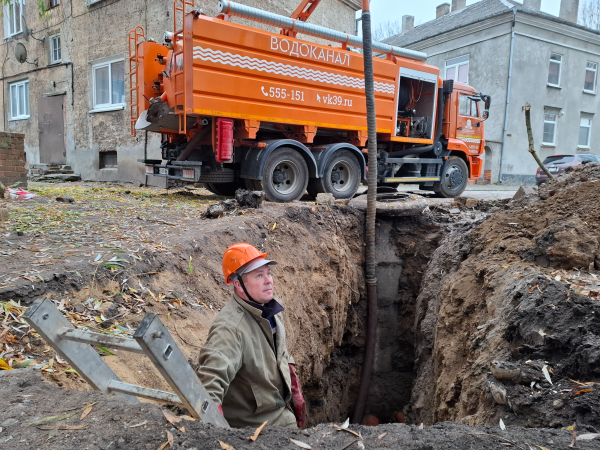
[584,62,597,94]
[92,58,125,111]
[578,114,592,148]
[3,0,24,38]
[547,53,562,88]
[445,55,469,84]
[50,33,61,64]
[542,112,558,146]
[8,79,30,121]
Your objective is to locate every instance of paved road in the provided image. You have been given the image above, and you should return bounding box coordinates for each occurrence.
[358,183,521,202]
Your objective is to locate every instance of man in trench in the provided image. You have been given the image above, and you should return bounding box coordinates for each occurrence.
[195,243,306,428]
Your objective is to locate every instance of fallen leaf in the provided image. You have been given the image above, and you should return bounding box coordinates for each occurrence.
[499,418,506,430]
[357,442,365,450]
[418,423,424,430]
[572,388,593,397]
[162,410,182,425]
[290,439,312,449]
[219,442,235,450]
[37,424,87,431]
[80,405,92,421]
[538,447,551,450]
[166,430,174,447]
[377,432,387,439]
[565,423,576,431]
[578,433,600,440]
[157,442,169,450]
[542,365,553,385]
[179,415,196,421]
[248,421,267,441]
[340,418,349,429]
[0,358,13,370]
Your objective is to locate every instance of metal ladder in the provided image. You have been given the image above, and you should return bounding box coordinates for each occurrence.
[23,298,228,428]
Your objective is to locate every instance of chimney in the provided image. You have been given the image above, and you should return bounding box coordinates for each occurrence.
[436,3,451,18]
[402,15,415,32]
[523,0,541,10]
[559,0,580,23]
[451,0,466,12]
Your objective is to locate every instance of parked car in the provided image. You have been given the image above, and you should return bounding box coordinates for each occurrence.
[535,154,600,185]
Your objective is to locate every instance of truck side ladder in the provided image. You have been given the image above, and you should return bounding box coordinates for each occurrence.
[23,298,228,427]
[128,26,145,138]
[173,0,195,134]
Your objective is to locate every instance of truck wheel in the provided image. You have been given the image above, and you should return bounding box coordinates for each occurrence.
[307,150,361,199]
[203,182,239,196]
[262,147,308,202]
[433,156,468,198]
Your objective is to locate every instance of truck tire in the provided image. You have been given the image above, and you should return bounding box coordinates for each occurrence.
[307,150,361,199]
[203,182,239,196]
[261,147,308,202]
[433,156,468,198]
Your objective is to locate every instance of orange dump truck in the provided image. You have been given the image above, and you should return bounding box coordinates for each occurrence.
[129,0,491,201]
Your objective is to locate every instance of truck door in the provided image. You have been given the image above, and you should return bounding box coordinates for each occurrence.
[456,93,483,154]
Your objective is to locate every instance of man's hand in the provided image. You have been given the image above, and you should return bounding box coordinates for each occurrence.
[289,364,307,428]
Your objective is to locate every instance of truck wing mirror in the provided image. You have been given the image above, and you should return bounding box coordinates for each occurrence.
[467,96,481,102]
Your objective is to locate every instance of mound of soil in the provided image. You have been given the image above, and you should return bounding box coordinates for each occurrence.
[410,163,600,430]
[2,370,595,450]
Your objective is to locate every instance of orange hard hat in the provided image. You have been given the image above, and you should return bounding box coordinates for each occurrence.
[222,243,268,284]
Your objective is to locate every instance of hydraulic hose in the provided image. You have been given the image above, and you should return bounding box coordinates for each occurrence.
[352,0,378,425]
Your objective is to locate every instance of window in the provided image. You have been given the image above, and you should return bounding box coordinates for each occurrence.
[99,151,118,169]
[50,34,61,64]
[445,55,469,84]
[8,80,29,120]
[3,0,23,38]
[548,53,562,87]
[49,0,60,7]
[543,112,557,145]
[584,62,597,93]
[92,59,125,110]
[459,94,479,117]
[579,115,592,148]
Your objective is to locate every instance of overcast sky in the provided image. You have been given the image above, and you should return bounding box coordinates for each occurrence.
[367,0,562,29]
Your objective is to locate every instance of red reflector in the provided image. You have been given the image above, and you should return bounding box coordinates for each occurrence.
[145,166,154,174]
[536,168,540,174]
[183,169,195,179]
[216,118,234,163]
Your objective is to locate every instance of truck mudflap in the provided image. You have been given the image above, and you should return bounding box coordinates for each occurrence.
[138,159,235,183]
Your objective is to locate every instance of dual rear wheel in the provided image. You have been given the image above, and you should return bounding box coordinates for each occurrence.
[245,147,362,202]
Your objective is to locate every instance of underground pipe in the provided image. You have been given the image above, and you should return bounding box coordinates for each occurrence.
[352,0,379,425]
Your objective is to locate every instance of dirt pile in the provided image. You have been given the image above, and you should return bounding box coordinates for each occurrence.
[410,163,600,430]
[3,370,597,450]
[0,184,367,426]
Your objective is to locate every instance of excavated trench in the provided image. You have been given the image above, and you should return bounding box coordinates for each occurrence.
[5,168,600,436]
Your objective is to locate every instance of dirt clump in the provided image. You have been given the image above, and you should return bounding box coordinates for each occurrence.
[410,163,600,430]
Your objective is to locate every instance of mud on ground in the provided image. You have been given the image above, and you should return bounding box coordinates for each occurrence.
[2,370,596,450]
[411,163,600,431]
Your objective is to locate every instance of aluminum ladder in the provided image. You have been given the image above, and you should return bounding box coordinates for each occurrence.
[23,298,228,427]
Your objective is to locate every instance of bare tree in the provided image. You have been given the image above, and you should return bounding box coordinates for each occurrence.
[372,20,402,42]
[579,0,600,30]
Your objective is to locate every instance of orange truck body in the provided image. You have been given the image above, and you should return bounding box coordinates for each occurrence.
[130,4,489,200]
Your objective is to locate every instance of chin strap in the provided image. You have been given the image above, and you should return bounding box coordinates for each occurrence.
[233,274,256,303]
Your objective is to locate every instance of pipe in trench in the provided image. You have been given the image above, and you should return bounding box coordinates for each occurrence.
[352,0,378,425]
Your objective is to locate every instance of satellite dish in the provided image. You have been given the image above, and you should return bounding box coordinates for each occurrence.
[14,43,27,64]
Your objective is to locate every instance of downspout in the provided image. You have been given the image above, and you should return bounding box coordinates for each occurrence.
[498,6,516,183]
[352,0,378,425]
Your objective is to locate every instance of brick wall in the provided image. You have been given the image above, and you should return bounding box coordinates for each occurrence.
[0,132,27,188]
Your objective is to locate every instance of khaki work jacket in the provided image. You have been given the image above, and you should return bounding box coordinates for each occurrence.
[196,293,297,428]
